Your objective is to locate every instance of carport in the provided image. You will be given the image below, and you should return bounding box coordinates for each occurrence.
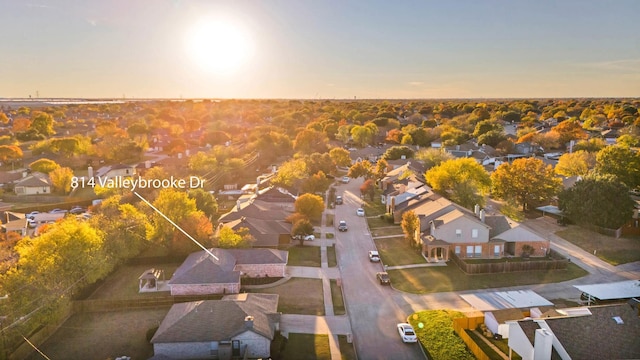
[574,280,640,305]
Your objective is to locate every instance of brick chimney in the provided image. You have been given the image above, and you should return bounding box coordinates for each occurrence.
[244,315,254,329]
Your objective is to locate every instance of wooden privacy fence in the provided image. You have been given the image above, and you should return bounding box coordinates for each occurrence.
[453,316,491,360]
[450,252,568,274]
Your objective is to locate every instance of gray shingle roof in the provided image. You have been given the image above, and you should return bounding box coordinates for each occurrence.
[545,304,640,359]
[225,248,288,265]
[169,249,239,285]
[151,293,279,343]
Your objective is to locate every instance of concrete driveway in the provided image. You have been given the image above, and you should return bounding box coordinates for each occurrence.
[334,179,427,360]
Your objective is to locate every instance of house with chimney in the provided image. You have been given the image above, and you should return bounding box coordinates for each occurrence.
[416,198,549,262]
[150,293,280,360]
[506,303,640,360]
[13,172,51,195]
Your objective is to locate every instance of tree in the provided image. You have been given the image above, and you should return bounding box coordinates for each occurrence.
[188,188,219,219]
[49,166,74,194]
[29,111,55,136]
[425,158,491,208]
[477,130,507,148]
[0,145,23,165]
[13,218,106,298]
[558,174,634,229]
[551,119,587,146]
[91,196,152,267]
[473,120,503,138]
[572,138,606,153]
[329,147,352,167]
[291,218,314,246]
[217,226,254,248]
[294,129,328,154]
[49,137,83,157]
[491,158,562,211]
[595,145,640,189]
[29,158,61,174]
[151,189,199,247]
[305,152,335,175]
[348,160,373,179]
[415,148,453,168]
[171,212,214,255]
[383,146,414,160]
[294,193,325,222]
[373,158,389,181]
[401,210,420,247]
[350,123,378,147]
[360,179,375,201]
[555,151,595,177]
[301,171,332,194]
[272,158,307,189]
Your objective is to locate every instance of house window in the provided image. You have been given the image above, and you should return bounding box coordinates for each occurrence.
[494,245,501,257]
[471,229,479,238]
[456,229,462,237]
[474,245,482,257]
[466,246,473,257]
[455,246,461,255]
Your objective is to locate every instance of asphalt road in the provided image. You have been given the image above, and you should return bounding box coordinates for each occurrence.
[334,179,426,360]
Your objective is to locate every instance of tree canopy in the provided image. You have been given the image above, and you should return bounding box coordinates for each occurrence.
[491,157,562,211]
[294,193,325,222]
[558,174,634,229]
[425,158,491,208]
[595,145,640,189]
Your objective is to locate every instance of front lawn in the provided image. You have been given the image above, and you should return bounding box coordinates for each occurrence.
[327,245,337,267]
[330,279,345,315]
[555,226,640,265]
[374,236,426,266]
[370,226,404,237]
[282,333,331,360]
[408,310,474,360]
[288,246,321,267]
[389,263,588,294]
[366,216,393,229]
[248,278,324,315]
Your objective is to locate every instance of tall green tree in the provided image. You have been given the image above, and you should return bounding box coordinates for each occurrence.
[425,158,491,208]
[29,111,55,136]
[272,158,308,189]
[301,171,332,194]
[188,188,219,219]
[558,174,634,229]
[329,147,352,167]
[595,145,640,189]
[491,157,562,211]
[291,218,314,246]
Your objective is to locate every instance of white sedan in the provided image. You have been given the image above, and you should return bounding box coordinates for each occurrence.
[397,323,417,343]
[356,208,365,217]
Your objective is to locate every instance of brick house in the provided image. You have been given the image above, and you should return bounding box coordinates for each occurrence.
[168,248,288,296]
[151,293,280,359]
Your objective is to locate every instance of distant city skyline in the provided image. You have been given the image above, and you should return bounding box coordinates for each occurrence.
[1,0,639,99]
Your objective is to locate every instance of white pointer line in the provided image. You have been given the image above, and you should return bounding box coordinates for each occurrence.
[133,191,219,261]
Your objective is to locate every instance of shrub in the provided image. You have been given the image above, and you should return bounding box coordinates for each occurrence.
[408,310,474,360]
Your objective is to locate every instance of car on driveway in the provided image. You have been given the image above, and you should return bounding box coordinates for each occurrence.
[292,234,315,241]
[376,272,390,285]
[368,250,380,262]
[338,220,348,232]
[397,323,417,343]
[356,208,365,217]
[69,206,86,214]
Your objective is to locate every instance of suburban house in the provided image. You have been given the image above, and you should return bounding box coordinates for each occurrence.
[444,141,497,166]
[507,303,640,360]
[93,163,136,180]
[220,217,292,248]
[168,248,288,296]
[13,172,51,195]
[151,293,280,360]
[415,198,550,262]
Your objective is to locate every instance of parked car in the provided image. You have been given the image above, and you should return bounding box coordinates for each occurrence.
[335,195,343,205]
[396,323,417,343]
[376,272,390,285]
[356,208,365,217]
[338,220,348,232]
[341,176,350,184]
[26,211,40,219]
[292,234,315,241]
[49,208,68,214]
[69,206,87,214]
[369,250,380,262]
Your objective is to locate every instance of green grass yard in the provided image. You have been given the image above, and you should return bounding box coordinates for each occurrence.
[287,246,321,267]
[282,333,331,360]
[389,263,588,294]
[555,226,640,265]
[248,278,325,315]
[374,236,426,266]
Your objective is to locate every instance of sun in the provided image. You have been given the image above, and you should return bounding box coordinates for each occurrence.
[185,17,254,76]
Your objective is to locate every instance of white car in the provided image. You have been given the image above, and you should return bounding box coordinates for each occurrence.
[292,234,315,241]
[356,208,365,217]
[342,176,350,184]
[368,250,380,262]
[397,323,418,343]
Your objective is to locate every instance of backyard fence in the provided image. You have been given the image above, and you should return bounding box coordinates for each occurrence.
[452,316,491,360]
[450,251,568,274]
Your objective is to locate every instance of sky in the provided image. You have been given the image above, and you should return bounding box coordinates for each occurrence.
[1,0,639,99]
